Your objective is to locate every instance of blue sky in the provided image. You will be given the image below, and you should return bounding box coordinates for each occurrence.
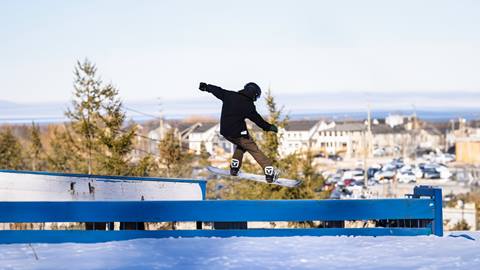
[0,0,479,104]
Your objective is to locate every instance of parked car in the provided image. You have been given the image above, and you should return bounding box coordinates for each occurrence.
[328,154,343,161]
[374,170,396,181]
[343,169,364,182]
[373,147,386,157]
[435,164,452,179]
[423,169,441,179]
[367,167,381,180]
[329,184,353,199]
[397,172,416,183]
[343,179,355,186]
[326,175,342,184]
[367,178,379,186]
[391,158,405,169]
[421,163,451,179]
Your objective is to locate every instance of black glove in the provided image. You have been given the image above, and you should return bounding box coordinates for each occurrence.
[199,82,207,91]
[269,124,278,133]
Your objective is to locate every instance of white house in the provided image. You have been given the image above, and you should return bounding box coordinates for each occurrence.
[278,120,324,156]
[188,122,233,155]
[147,121,173,154]
[386,114,407,128]
[314,121,365,158]
[146,121,195,152]
[313,120,415,159]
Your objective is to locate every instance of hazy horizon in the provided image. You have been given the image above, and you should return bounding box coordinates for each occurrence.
[1,90,480,124]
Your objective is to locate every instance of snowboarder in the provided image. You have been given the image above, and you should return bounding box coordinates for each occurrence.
[199,82,280,182]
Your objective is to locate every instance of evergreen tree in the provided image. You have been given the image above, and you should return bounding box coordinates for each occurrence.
[0,128,24,170]
[46,127,80,173]
[131,154,157,177]
[198,141,211,167]
[64,59,138,175]
[65,59,102,174]
[256,88,289,199]
[158,129,192,177]
[282,150,318,200]
[95,83,137,176]
[259,88,288,163]
[28,122,45,171]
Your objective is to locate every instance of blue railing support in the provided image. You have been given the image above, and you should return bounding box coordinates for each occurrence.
[413,186,443,236]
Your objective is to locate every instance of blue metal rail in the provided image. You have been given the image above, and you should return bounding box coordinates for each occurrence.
[0,186,443,243]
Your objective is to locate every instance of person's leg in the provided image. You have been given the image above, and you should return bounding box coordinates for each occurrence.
[235,136,279,182]
[225,137,245,176]
[230,144,245,175]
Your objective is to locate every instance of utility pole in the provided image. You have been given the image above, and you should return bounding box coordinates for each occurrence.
[412,104,417,163]
[157,97,165,139]
[364,104,372,189]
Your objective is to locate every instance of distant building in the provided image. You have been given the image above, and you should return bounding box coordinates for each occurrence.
[278,120,323,156]
[146,120,194,154]
[142,116,447,162]
[453,120,480,164]
[371,124,409,154]
[417,127,443,149]
[314,121,365,158]
[146,121,173,154]
[456,137,480,164]
[187,122,233,155]
[385,114,407,128]
[313,120,422,159]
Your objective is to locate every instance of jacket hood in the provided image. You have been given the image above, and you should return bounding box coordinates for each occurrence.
[238,88,257,101]
[238,82,261,101]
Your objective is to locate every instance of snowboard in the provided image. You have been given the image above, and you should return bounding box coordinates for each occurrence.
[207,166,301,188]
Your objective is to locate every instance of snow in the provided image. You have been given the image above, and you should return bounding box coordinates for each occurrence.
[1,232,479,270]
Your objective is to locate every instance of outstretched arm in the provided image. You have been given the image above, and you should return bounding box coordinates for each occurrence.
[247,105,278,132]
[199,82,227,101]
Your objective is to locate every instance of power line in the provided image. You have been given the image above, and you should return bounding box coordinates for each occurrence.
[124,106,161,119]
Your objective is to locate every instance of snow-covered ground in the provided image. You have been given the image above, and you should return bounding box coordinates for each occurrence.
[1,232,479,270]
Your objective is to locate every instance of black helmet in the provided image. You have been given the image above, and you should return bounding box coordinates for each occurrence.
[243,82,261,101]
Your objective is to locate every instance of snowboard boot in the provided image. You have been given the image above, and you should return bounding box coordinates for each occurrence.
[230,159,240,176]
[264,166,279,183]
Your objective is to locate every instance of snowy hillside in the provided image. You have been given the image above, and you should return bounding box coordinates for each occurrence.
[1,232,479,270]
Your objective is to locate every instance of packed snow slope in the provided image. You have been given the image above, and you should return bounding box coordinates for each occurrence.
[0,232,479,270]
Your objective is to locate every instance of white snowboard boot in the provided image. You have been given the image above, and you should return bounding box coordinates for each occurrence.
[264,166,279,183]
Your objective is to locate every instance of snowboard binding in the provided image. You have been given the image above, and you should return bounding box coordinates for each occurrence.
[264,166,279,183]
[230,159,240,176]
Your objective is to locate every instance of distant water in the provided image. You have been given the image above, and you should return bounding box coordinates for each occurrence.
[1,91,479,124]
[290,110,480,122]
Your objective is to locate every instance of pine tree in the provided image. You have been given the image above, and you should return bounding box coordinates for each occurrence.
[131,154,157,177]
[281,150,318,200]
[46,126,80,173]
[0,128,24,170]
[158,129,192,177]
[95,83,137,176]
[259,88,289,163]
[28,122,45,171]
[65,59,102,174]
[198,141,211,167]
[64,59,139,176]
[255,88,289,199]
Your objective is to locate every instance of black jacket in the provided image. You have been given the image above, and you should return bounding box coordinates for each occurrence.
[204,84,272,137]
